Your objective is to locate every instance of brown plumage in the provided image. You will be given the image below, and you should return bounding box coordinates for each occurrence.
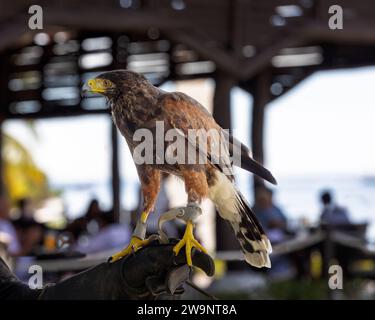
[83,70,277,268]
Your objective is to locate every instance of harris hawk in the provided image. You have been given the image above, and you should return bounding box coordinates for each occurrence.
[82,70,276,268]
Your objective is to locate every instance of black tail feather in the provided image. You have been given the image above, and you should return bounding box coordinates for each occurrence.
[231,192,272,268]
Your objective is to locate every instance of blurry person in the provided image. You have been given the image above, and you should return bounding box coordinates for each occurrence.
[253,186,288,246]
[73,210,131,254]
[14,221,43,255]
[84,199,104,236]
[84,198,101,221]
[319,190,351,226]
[12,198,44,255]
[14,198,35,223]
[253,186,287,233]
[66,198,102,240]
[0,196,20,255]
[253,187,292,278]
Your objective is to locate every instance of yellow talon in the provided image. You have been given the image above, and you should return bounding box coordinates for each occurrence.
[109,236,150,262]
[173,221,207,266]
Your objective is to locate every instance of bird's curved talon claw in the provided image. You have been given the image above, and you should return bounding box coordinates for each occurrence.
[173,221,207,266]
[109,236,150,263]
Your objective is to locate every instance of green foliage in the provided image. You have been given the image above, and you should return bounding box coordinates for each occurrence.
[2,132,49,202]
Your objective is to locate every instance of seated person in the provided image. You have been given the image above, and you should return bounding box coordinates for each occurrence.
[0,197,21,256]
[66,199,102,240]
[253,187,291,276]
[253,186,288,244]
[73,210,131,254]
[253,187,287,230]
[12,198,44,255]
[319,190,350,226]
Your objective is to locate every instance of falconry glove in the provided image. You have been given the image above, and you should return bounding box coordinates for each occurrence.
[0,240,214,300]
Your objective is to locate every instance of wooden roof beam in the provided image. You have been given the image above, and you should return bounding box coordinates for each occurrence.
[304,21,375,45]
[0,14,29,52]
[44,7,185,32]
[4,9,375,84]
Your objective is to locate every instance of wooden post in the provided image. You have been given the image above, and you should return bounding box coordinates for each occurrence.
[323,227,335,299]
[212,72,240,255]
[0,54,8,197]
[111,121,121,222]
[213,72,234,129]
[110,35,122,223]
[251,70,271,192]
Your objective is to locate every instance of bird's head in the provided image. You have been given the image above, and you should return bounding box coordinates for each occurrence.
[82,70,148,99]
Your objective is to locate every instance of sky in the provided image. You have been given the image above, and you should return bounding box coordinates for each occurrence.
[266,67,375,177]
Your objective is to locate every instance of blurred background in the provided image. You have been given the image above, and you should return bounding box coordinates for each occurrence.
[0,0,375,299]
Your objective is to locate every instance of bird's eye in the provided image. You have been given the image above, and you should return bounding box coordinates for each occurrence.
[104,80,110,86]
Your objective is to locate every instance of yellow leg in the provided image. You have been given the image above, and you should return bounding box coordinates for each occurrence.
[109,211,150,263]
[173,221,207,266]
[140,211,149,224]
[109,236,150,262]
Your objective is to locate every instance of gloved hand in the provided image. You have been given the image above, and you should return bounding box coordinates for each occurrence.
[1,239,215,300]
[117,239,215,300]
[0,255,41,300]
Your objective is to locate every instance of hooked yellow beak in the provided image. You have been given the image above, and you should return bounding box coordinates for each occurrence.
[82,78,113,94]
